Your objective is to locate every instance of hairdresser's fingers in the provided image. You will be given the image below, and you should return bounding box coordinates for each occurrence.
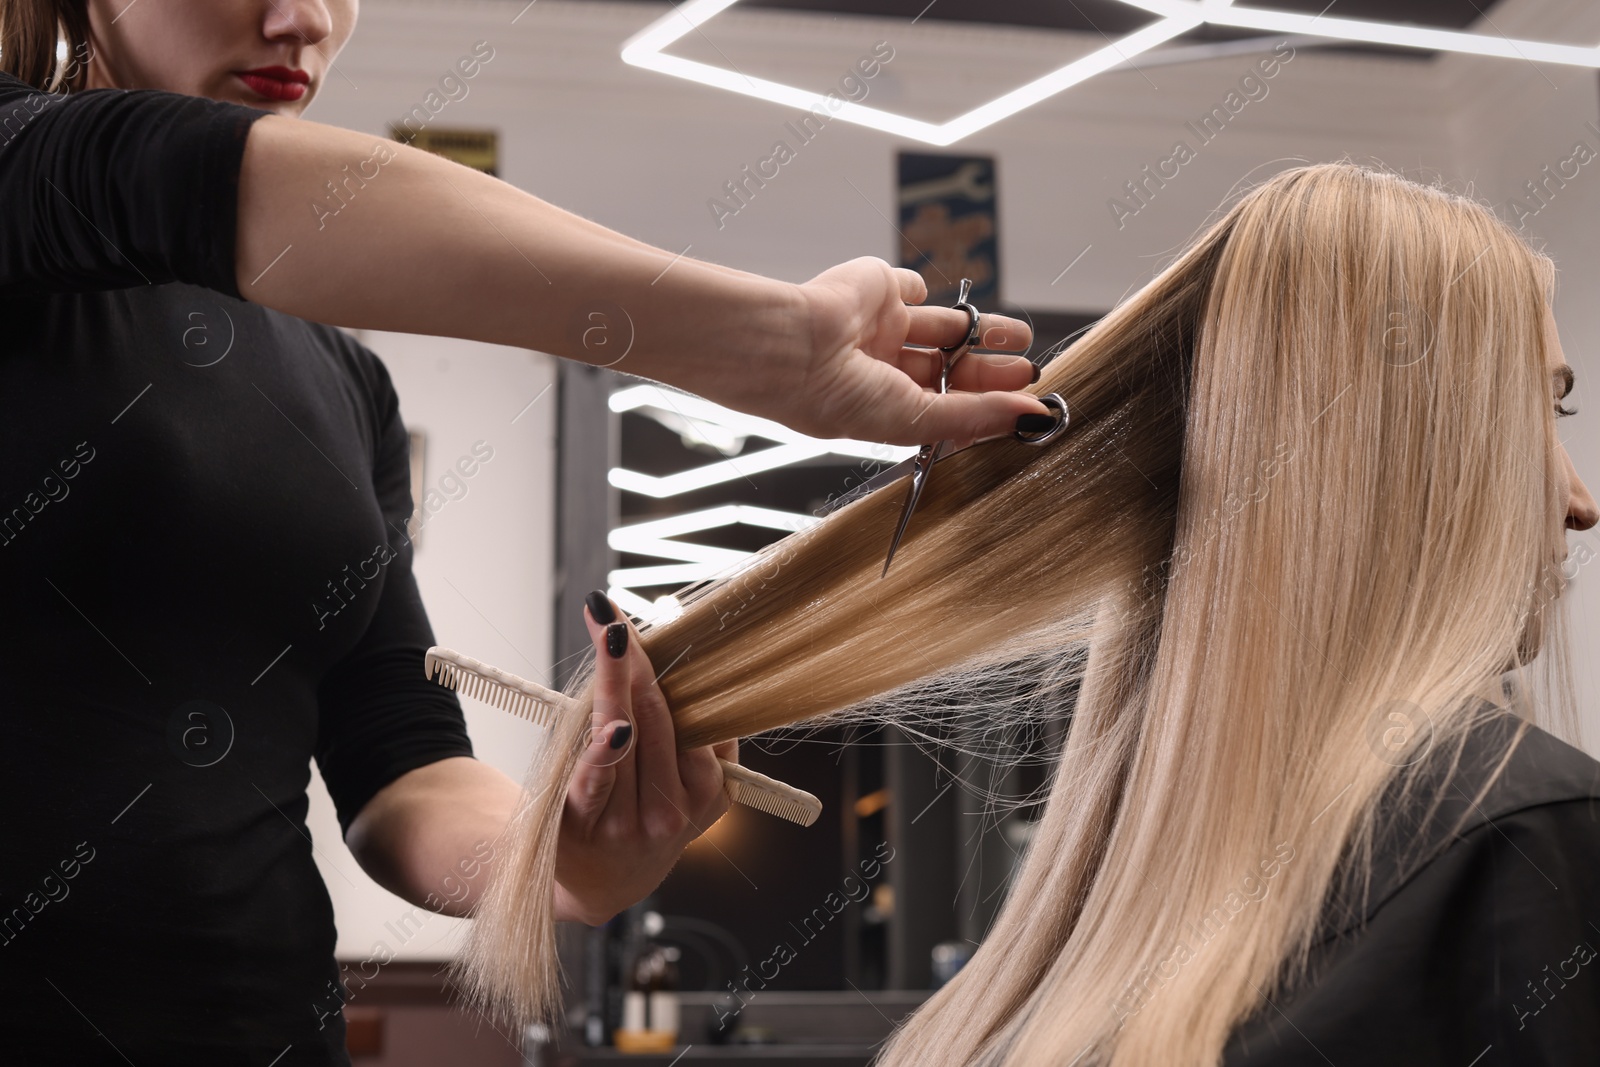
[893,266,928,307]
[678,737,737,829]
[711,736,738,812]
[793,257,1047,444]
[582,604,638,815]
[618,618,692,823]
[566,715,628,830]
[838,359,1050,446]
[916,388,1053,446]
[893,346,1038,393]
[903,306,1032,355]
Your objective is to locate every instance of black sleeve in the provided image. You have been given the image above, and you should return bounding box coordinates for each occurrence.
[1224,799,1600,1066]
[0,72,267,296]
[314,339,476,836]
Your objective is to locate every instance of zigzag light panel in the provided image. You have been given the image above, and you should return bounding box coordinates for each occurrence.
[620,0,1600,147]
[607,386,912,620]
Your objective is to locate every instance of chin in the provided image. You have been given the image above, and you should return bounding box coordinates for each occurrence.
[1513,623,1542,666]
[243,99,303,118]
[1511,600,1555,667]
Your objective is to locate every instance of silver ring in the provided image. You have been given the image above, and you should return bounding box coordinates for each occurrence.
[1015,392,1069,445]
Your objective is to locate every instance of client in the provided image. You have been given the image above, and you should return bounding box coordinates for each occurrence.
[462,161,1600,1065]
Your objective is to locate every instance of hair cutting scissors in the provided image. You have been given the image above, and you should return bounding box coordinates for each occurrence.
[880,279,982,577]
[864,278,1069,578]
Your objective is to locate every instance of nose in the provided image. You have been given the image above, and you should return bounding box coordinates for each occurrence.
[263,0,334,50]
[1565,453,1598,532]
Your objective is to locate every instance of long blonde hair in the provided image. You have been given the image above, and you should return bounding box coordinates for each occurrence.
[457,162,1571,1065]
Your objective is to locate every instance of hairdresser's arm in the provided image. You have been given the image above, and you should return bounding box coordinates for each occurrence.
[345,755,520,918]
[236,116,1046,445]
[345,750,722,924]
[345,609,730,923]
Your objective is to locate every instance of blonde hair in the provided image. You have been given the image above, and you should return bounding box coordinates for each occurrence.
[457,162,1572,1065]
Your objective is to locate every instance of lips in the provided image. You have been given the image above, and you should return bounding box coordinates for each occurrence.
[237,67,309,102]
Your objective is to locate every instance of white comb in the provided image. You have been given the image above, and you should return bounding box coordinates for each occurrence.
[424,646,566,727]
[424,646,822,828]
[717,761,822,828]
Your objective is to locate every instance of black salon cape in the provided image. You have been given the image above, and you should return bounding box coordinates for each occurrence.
[0,74,474,1063]
[1223,711,1600,1065]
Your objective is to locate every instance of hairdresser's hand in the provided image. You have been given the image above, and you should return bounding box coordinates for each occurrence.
[790,257,1048,446]
[553,595,737,925]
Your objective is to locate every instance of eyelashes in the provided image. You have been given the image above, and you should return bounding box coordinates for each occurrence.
[1555,366,1576,417]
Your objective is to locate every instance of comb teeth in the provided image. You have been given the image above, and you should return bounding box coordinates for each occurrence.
[720,761,824,827]
[424,647,566,728]
[423,646,824,829]
[733,785,822,828]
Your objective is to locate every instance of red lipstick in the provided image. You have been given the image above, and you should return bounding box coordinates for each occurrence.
[237,66,309,102]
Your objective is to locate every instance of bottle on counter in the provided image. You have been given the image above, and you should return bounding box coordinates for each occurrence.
[613,942,682,1053]
[931,940,973,989]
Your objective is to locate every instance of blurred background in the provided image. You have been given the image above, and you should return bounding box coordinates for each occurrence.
[297,1,1600,1062]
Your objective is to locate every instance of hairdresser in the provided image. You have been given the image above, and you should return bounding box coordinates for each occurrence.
[0,0,1046,1062]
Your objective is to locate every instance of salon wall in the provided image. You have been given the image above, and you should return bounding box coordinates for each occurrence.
[302,0,1600,958]
[1442,3,1600,750]
[301,333,556,960]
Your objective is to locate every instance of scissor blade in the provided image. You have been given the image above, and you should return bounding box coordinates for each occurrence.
[817,438,971,519]
[880,442,945,578]
[819,455,915,518]
[880,456,925,578]
[880,497,915,578]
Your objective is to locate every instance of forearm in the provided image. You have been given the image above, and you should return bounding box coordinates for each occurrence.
[345,756,521,918]
[235,116,804,400]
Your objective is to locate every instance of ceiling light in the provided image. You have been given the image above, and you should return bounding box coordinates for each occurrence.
[1207,4,1600,66]
[621,0,1202,147]
[620,0,1600,146]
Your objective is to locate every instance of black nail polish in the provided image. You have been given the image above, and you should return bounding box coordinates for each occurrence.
[605,622,628,659]
[1029,362,1042,385]
[608,722,633,750]
[585,589,617,625]
[1016,413,1056,434]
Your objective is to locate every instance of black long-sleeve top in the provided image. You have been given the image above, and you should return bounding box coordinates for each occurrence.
[0,72,474,1064]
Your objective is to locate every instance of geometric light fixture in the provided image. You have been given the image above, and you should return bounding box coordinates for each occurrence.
[606,384,916,620]
[621,0,1600,147]
[608,385,915,498]
[606,504,818,619]
[621,0,1202,147]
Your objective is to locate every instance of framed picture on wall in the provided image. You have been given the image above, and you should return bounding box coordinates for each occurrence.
[898,152,999,307]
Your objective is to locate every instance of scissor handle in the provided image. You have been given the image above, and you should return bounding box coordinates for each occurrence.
[883,277,982,579]
[938,278,981,392]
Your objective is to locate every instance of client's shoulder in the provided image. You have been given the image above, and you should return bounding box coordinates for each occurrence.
[1319,707,1600,941]
[1235,718,1600,1063]
[1444,707,1600,822]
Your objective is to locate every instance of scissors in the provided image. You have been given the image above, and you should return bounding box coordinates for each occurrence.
[873,280,1070,578]
[878,278,981,577]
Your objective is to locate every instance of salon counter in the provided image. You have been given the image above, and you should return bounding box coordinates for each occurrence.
[526,991,930,1067]
[530,1049,875,1066]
